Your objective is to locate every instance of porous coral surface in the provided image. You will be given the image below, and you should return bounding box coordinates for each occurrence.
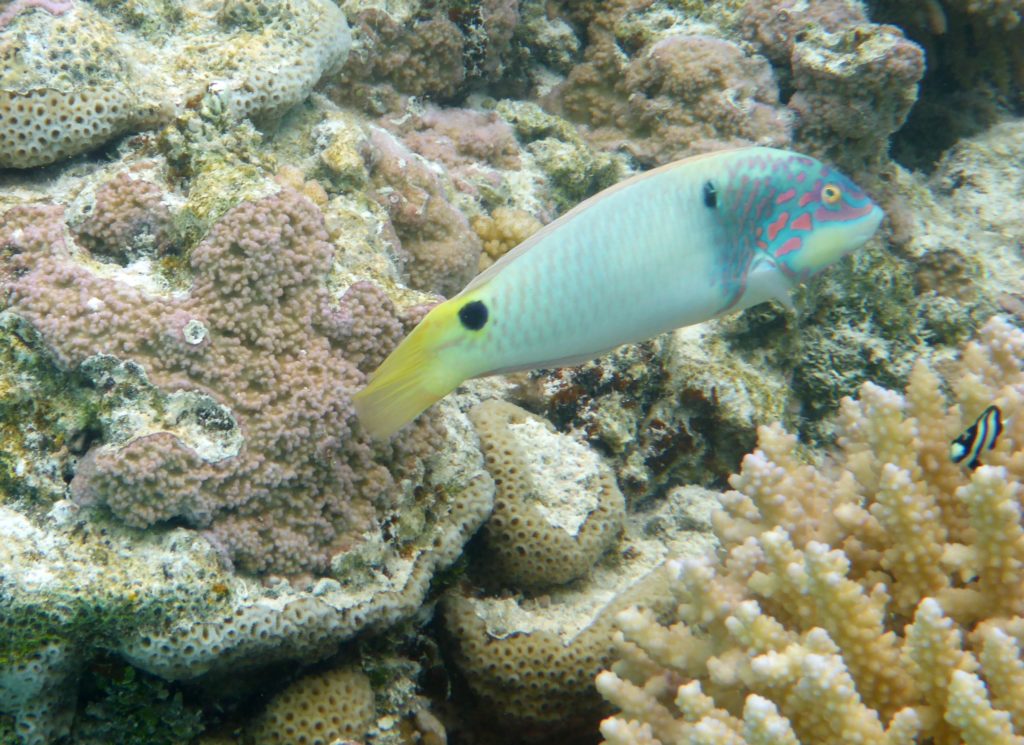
[0,1,158,168]
[247,664,376,744]
[0,0,350,168]
[469,399,625,591]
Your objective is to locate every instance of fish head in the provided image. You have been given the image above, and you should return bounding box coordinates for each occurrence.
[739,151,884,282]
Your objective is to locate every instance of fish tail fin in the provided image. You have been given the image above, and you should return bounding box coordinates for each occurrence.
[353,322,464,439]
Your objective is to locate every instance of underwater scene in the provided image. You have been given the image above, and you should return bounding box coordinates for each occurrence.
[1,0,1024,743]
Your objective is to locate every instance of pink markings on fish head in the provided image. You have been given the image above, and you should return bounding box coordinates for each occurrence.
[766,211,789,242]
[775,188,797,205]
[790,213,812,232]
[776,236,803,257]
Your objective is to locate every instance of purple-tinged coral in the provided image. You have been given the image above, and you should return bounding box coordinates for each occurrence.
[318,280,405,373]
[405,106,521,170]
[334,9,466,106]
[0,190,439,575]
[788,24,925,168]
[736,0,924,168]
[369,128,483,298]
[73,172,173,263]
[546,30,792,166]
[738,0,868,64]
[397,105,520,202]
[333,1,520,110]
[0,0,71,30]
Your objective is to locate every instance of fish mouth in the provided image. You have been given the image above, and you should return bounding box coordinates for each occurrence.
[787,203,885,278]
[849,204,885,245]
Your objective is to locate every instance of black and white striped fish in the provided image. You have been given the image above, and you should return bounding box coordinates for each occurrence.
[950,405,1003,470]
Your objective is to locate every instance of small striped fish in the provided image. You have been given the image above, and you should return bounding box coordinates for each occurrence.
[950,405,1003,469]
[355,146,884,438]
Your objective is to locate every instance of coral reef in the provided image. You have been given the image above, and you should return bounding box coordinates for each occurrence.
[119,469,493,680]
[869,0,1024,167]
[337,10,467,103]
[72,665,203,745]
[2,1,1023,744]
[209,0,350,123]
[468,399,625,591]
[472,206,543,269]
[2,190,436,575]
[736,0,924,169]
[786,22,925,169]
[545,29,792,166]
[72,172,174,263]
[0,312,89,505]
[0,505,227,744]
[0,1,160,168]
[399,105,522,203]
[369,127,484,297]
[333,0,521,108]
[495,99,624,214]
[0,438,492,740]
[535,1,923,170]
[512,325,788,503]
[596,317,1024,744]
[248,664,376,745]
[0,0,350,169]
[443,482,718,733]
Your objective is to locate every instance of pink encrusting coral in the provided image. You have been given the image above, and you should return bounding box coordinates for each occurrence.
[738,0,925,168]
[73,172,173,262]
[0,190,440,575]
[545,30,793,166]
[0,0,72,30]
[369,128,483,298]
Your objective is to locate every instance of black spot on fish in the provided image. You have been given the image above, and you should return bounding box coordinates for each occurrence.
[703,181,717,209]
[458,300,488,331]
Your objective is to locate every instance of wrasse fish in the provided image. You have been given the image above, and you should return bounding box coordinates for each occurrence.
[950,405,1003,470]
[355,146,884,438]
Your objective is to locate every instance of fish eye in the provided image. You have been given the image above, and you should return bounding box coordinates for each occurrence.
[458,300,489,331]
[822,183,842,205]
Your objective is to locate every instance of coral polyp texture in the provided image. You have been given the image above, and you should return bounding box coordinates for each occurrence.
[596,317,1024,745]
[546,30,793,166]
[0,189,436,575]
[369,127,484,297]
[248,664,376,745]
[0,2,157,168]
[468,399,625,591]
[0,0,350,168]
[72,172,174,262]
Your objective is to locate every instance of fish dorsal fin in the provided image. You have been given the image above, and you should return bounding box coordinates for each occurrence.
[461,147,752,296]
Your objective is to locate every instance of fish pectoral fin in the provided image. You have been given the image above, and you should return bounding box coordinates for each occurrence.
[742,259,798,316]
[775,287,797,315]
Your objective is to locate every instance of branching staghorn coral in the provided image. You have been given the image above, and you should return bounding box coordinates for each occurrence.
[597,316,1024,745]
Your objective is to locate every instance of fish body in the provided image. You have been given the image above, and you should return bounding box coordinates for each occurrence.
[950,405,1003,469]
[355,146,884,438]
